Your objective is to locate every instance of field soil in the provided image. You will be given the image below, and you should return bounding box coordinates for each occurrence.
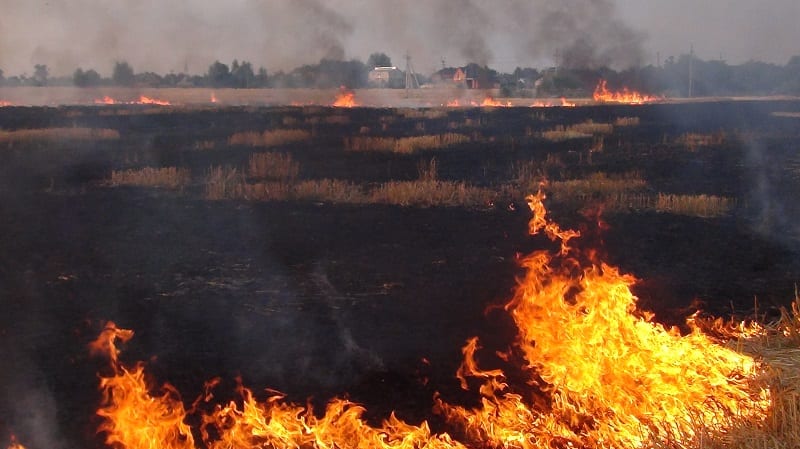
[1,99,800,448]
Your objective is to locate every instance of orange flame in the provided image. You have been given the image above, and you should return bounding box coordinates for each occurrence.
[445,99,461,107]
[210,92,218,104]
[593,79,661,104]
[137,95,171,106]
[89,322,465,449]
[436,191,769,448]
[90,322,194,449]
[6,435,26,449]
[0,101,12,107]
[529,98,576,108]
[86,193,771,449]
[479,97,511,107]
[332,91,358,107]
[94,96,117,105]
[93,96,171,106]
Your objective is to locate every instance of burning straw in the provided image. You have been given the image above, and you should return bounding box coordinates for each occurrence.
[84,191,798,449]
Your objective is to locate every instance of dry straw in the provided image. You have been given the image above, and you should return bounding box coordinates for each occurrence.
[109,167,191,189]
[228,129,311,147]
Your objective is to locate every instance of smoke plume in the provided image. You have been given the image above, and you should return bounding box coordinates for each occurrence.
[0,0,647,75]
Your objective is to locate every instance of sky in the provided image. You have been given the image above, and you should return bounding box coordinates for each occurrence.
[0,0,797,77]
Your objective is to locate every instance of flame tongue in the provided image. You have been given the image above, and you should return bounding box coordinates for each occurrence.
[593,79,660,104]
[438,191,769,448]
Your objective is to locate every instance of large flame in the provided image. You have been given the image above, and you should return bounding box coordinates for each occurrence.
[436,191,769,448]
[89,322,465,449]
[333,91,358,107]
[87,192,771,449]
[0,100,13,107]
[90,322,194,449]
[593,79,661,104]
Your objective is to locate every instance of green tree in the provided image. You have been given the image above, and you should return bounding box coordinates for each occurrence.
[207,61,231,87]
[33,64,49,86]
[112,61,135,86]
[231,60,255,88]
[73,68,102,87]
[367,52,392,68]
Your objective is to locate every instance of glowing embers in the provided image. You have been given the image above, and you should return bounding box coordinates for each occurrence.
[332,91,358,107]
[437,191,769,448]
[593,79,662,104]
[93,95,172,106]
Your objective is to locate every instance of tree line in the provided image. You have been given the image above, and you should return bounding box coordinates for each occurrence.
[1,51,799,97]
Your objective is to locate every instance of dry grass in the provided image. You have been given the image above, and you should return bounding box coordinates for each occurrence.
[684,297,800,448]
[205,166,244,200]
[243,180,365,203]
[109,166,191,189]
[549,172,647,199]
[417,158,439,182]
[247,152,300,181]
[0,127,120,142]
[228,129,311,147]
[654,193,734,217]
[614,116,641,126]
[370,180,494,207]
[398,108,448,119]
[541,120,614,141]
[596,192,735,218]
[194,140,216,150]
[344,133,470,153]
[678,132,726,151]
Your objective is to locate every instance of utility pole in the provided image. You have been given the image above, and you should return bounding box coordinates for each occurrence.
[404,52,420,96]
[553,48,561,73]
[656,51,661,68]
[688,44,694,98]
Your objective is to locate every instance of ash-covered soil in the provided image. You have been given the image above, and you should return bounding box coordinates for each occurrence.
[1,100,800,448]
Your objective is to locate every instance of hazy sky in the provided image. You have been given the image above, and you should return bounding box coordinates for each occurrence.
[0,0,797,77]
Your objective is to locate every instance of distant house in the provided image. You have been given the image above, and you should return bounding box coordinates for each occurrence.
[368,66,404,88]
[431,67,466,87]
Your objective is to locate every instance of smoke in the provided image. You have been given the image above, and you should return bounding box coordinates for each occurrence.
[0,0,646,76]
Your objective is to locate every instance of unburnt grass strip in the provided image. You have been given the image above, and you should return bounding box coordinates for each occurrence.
[228,129,311,147]
[247,152,300,181]
[541,120,614,142]
[344,133,470,154]
[0,127,120,142]
[109,166,191,189]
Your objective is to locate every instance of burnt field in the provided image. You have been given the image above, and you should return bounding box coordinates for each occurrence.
[2,100,800,448]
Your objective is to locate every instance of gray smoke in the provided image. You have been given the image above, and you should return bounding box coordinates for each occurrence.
[0,0,648,76]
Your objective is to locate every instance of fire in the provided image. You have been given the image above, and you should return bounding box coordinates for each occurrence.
[86,193,772,449]
[6,435,26,449]
[137,95,171,106]
[210,92,218,104]
[0,100,12,107]
[90,322,194,449]
[445,99,461,107]
[593,79,661,104]
[90,322,465,449]
[333,91,358,107]
[530,98,576,108]
[479,97,511,107]
[94,96,117,105]
[436,191,769,448]
[93,96,172,106]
